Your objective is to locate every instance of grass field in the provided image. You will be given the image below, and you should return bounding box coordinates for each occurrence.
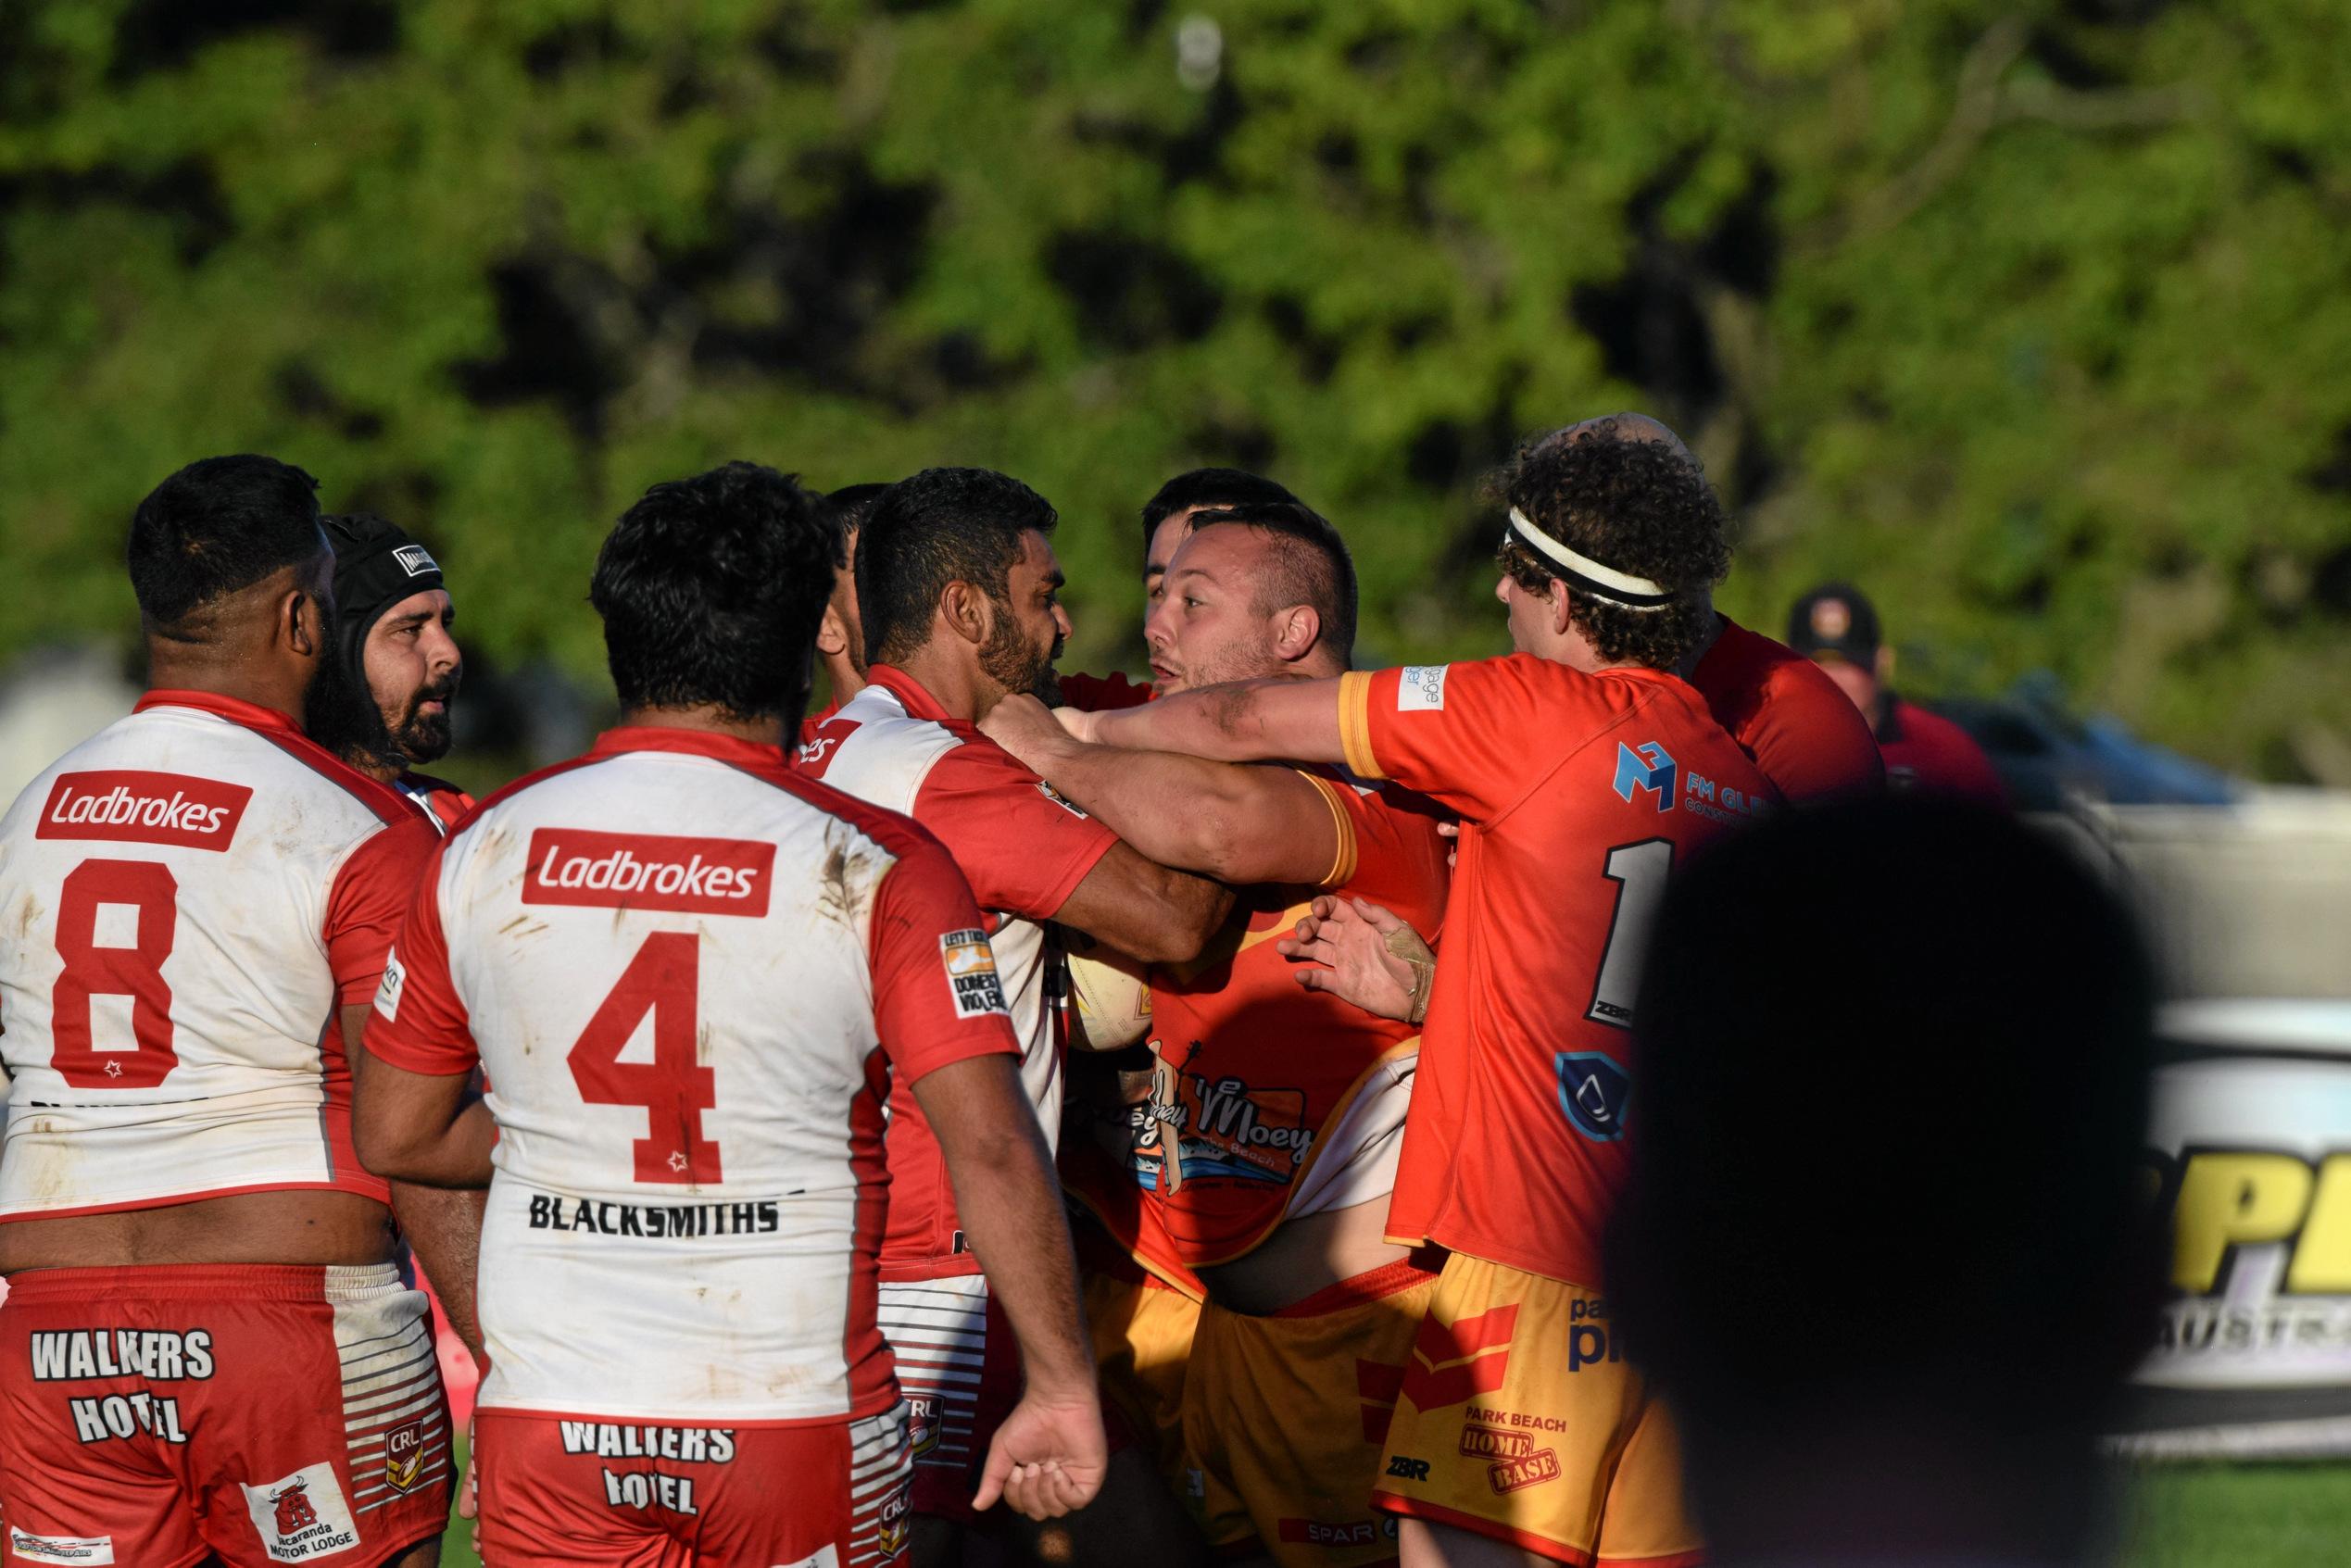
[428,1444,2351,1565]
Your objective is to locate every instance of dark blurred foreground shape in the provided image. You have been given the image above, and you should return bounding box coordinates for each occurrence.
[1612,798,2163,1567]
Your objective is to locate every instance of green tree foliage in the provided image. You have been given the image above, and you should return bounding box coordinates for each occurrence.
[3,0,2346,777]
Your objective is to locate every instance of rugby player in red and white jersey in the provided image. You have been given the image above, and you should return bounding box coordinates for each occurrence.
[983,501,1452,1568]
[0,455,452,1567]
[1060,432,1782,1568]
[320,511,474,833]
[798,466,1230,1567]
[353,462,1107,1566]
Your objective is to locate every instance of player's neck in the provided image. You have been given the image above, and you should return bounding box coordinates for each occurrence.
[890,644,989,723]
[820,654,867,708]
[616,702,789,748]
[144,643,309,726]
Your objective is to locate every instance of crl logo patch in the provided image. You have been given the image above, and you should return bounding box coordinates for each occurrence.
[1556,1053,1629,1142]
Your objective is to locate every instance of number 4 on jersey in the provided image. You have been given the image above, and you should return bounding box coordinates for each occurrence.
[568,932,723,1184]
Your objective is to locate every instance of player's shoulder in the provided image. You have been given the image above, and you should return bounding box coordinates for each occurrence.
[1059,670,1155,712]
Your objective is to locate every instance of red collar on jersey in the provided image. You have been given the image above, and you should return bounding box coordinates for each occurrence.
[136,687,303,732]
[586,725,794,771]
[864,665,962,726]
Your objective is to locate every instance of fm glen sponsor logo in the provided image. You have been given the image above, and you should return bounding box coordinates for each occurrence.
[36,771,250,851]
[523,828,774,916]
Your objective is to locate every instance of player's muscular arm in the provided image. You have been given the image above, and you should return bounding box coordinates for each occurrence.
[984,694,1341,885]
[347,1006,493,1362]
[914,1052,1106,1519]
[1065,675,1347,764]
[1052,841,1232,965]
[350,1017,497,1190]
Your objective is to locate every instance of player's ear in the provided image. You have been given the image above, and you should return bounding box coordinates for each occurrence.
[816,601,850,659]
[283,582,325,660]
[1548,576,1576,638]
[940,580,990,651]
[1271,604,1320,664]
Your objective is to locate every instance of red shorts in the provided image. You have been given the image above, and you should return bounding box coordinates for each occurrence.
[877,1267,1023,1525]
[474,1405,912,1567]
[0,1261,451,1568]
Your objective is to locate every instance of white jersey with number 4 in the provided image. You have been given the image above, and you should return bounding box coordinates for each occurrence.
[364,726,1020,1424]
[0,691,431,1219]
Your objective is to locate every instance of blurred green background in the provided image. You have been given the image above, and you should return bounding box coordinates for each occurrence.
[4,0,2348,782]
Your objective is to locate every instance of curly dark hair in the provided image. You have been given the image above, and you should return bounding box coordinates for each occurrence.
[1500,433,1729,669]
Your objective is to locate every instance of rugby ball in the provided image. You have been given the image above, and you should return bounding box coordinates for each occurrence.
[1064,936,1153,1053]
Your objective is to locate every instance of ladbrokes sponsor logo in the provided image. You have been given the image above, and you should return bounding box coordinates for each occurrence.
[523,828,774,916]
[1489,1448,1562,1495]
[37,771,249,851]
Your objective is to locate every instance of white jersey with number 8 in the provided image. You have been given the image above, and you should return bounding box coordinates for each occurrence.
[0,691,431,1220]
[363,726,1020,1424]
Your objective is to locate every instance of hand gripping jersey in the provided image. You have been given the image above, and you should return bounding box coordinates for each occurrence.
[1339,658,1779,1287]
[0,691,433,1218]
[363,726,1020,1424]
[1133,769,1451,1267]
[797,667,1119,1266]
[1689,615,1883,802]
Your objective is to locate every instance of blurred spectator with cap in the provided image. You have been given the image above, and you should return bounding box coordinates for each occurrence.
[1789,582,2005,805]
[321,511,471,830]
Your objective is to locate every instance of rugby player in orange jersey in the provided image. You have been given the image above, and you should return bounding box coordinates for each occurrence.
[1276,414,1878,1029]
[984,501,1452,1568]
[1052,467,1311,1511]
[1057,431,1781,1568]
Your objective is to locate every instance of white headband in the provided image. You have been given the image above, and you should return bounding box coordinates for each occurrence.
[1502,508,1674,608]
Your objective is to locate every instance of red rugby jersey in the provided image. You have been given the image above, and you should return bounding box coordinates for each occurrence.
[1689,616,1883,803]
[1341,657,1777,1287]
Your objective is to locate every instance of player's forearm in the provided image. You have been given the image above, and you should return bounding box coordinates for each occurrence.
[1024,734,1266,880]
[1087,678,1347,765]
[393,1182,489,1366]
[354,1079,498,1189]
[942,1123,1098,1399]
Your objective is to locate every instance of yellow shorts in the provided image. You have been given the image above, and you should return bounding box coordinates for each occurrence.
[1184,1259,1440,1567]
[1086,1264,1201,1497]
[1371,1254,1701,1568]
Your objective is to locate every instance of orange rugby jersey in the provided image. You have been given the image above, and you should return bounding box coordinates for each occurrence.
[1340,657,1778,1287]
[1689,616,1882,803]
[1132,769,1451,1268]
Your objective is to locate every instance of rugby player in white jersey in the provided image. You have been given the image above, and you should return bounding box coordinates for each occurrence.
[798,466,1229,1568]
[0,455,451,1567]
[984,503,1452,1568]
[354,462,1105,1566]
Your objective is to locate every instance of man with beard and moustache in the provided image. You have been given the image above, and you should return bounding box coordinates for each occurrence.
[319,512,471,831]
[798,467,1230,1568]
[0,456,455,1567]
[982,502,1453,1568]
